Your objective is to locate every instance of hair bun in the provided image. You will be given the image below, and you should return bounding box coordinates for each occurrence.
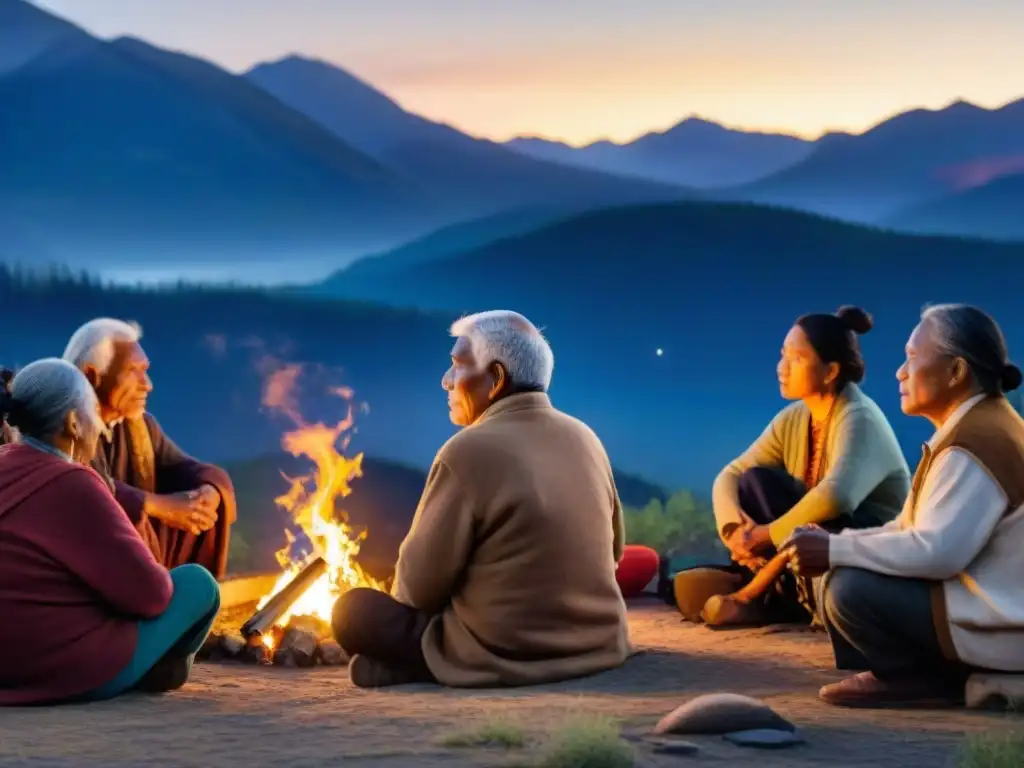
[836,305,873,335]
[1001,363,1022,392]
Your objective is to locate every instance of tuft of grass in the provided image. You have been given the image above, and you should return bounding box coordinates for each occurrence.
[536,715,635,768]
[438,717,527,750]
[959,729,1024,768]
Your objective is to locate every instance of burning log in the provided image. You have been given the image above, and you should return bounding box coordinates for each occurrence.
[240,636,273,665]
[240,555,328,641]
[316,640,349,666]
[701,550,793,625]
[276,627,319,667]
[220,632,246,657]
[202,627,350,667]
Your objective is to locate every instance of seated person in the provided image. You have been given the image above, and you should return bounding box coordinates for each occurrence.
[790,304,1024,708]
[63,318,236,578]
[0,359,220,705]
[704,306,910,626]
[332,310,632,688]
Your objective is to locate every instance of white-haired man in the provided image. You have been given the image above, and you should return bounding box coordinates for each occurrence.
[63,318,236,578]
[332,310,632,688]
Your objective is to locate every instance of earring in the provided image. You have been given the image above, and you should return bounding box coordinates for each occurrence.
[69,439,76,461]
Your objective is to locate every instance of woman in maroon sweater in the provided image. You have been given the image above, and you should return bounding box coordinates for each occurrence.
[0,359,221,705]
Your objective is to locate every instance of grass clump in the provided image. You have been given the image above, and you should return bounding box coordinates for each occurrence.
[959,729,1024,768]
[535,715,635,768]
[438,716,527,749]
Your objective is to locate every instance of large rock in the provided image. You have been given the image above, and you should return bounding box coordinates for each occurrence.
[653,693,795,736]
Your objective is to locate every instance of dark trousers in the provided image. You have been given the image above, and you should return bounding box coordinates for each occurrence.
[818,566,971,683]
[738,465,866,538]
[331,588,436,681]
[735,466,860,620]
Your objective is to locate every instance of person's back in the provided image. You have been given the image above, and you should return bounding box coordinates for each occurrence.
[420,392,631,686]
[333,310,631,689]
[0,443,173,704]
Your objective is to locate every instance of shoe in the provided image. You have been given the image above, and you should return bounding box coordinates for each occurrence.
[136,656,192,693]
[701,594,773,628]
[347,654,420,688]
[819,671,964,709]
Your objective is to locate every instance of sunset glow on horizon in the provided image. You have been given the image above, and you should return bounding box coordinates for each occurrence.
[31,0,1024,145]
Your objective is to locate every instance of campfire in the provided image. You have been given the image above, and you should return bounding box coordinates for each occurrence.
[204,365,385,668]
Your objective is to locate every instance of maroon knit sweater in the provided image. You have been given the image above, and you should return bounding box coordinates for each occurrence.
[0,444,172,705]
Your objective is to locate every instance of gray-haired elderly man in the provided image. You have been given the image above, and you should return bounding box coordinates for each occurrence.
[63,318,236,579]
[332,310,632,688]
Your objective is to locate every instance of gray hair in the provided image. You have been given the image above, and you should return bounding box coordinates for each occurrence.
[921,303,1021,395]
[63,318,142,374]
[450,310,554,391]
[1,358,101,440]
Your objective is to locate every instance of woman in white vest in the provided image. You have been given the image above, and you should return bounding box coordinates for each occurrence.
[788,303,1024,708]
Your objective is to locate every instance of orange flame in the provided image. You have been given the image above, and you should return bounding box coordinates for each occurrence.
[254,363,383,636]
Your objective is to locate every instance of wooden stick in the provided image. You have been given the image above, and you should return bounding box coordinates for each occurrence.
[701,550,792,624]
[731,550,793,603]
[240,555,327,640]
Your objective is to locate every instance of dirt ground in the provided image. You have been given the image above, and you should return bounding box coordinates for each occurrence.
[0,598,1017,767]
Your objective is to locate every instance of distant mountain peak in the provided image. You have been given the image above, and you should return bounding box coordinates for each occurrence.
[245,54,405,115]
[0,0,93,74]
[943,98,983,113]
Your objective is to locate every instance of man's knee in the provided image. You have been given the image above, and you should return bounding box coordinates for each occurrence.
[332,587,380,651]
[169,563,221,612]
[823,567,881,625]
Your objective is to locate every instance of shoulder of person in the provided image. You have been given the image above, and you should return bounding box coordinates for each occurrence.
[832,393,887,430]
[435,420,508,467]
[36,460,111,502]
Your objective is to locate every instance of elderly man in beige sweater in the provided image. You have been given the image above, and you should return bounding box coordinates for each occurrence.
[789,304,1024,709]
[331,310,632,688]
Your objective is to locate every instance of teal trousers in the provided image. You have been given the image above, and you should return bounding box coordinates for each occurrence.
[83,564,221,701]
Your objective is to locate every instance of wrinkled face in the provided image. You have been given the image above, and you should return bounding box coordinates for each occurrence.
[777,325,837,400]
[92,340,153,421]
[441,336,500,427]
[63,386,106,465]
[897,320,962,418]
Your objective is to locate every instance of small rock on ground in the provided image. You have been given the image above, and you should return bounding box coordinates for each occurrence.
[654,692,795,735]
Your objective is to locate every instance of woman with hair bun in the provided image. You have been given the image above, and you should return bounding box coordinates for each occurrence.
[673,306,911,627]
[790,303,1024,708]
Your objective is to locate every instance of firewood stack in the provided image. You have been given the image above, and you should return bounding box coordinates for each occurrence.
[198,613,349,667]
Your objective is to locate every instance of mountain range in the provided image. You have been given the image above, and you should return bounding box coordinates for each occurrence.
[244,56,689,215]
[727,99,1024,223]
[509,100,1024,234]
[506,119,814,189]
[0,0,691,277]
[4,0,1022,284]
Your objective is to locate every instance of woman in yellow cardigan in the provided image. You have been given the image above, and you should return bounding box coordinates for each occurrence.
[696,306,910,627]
